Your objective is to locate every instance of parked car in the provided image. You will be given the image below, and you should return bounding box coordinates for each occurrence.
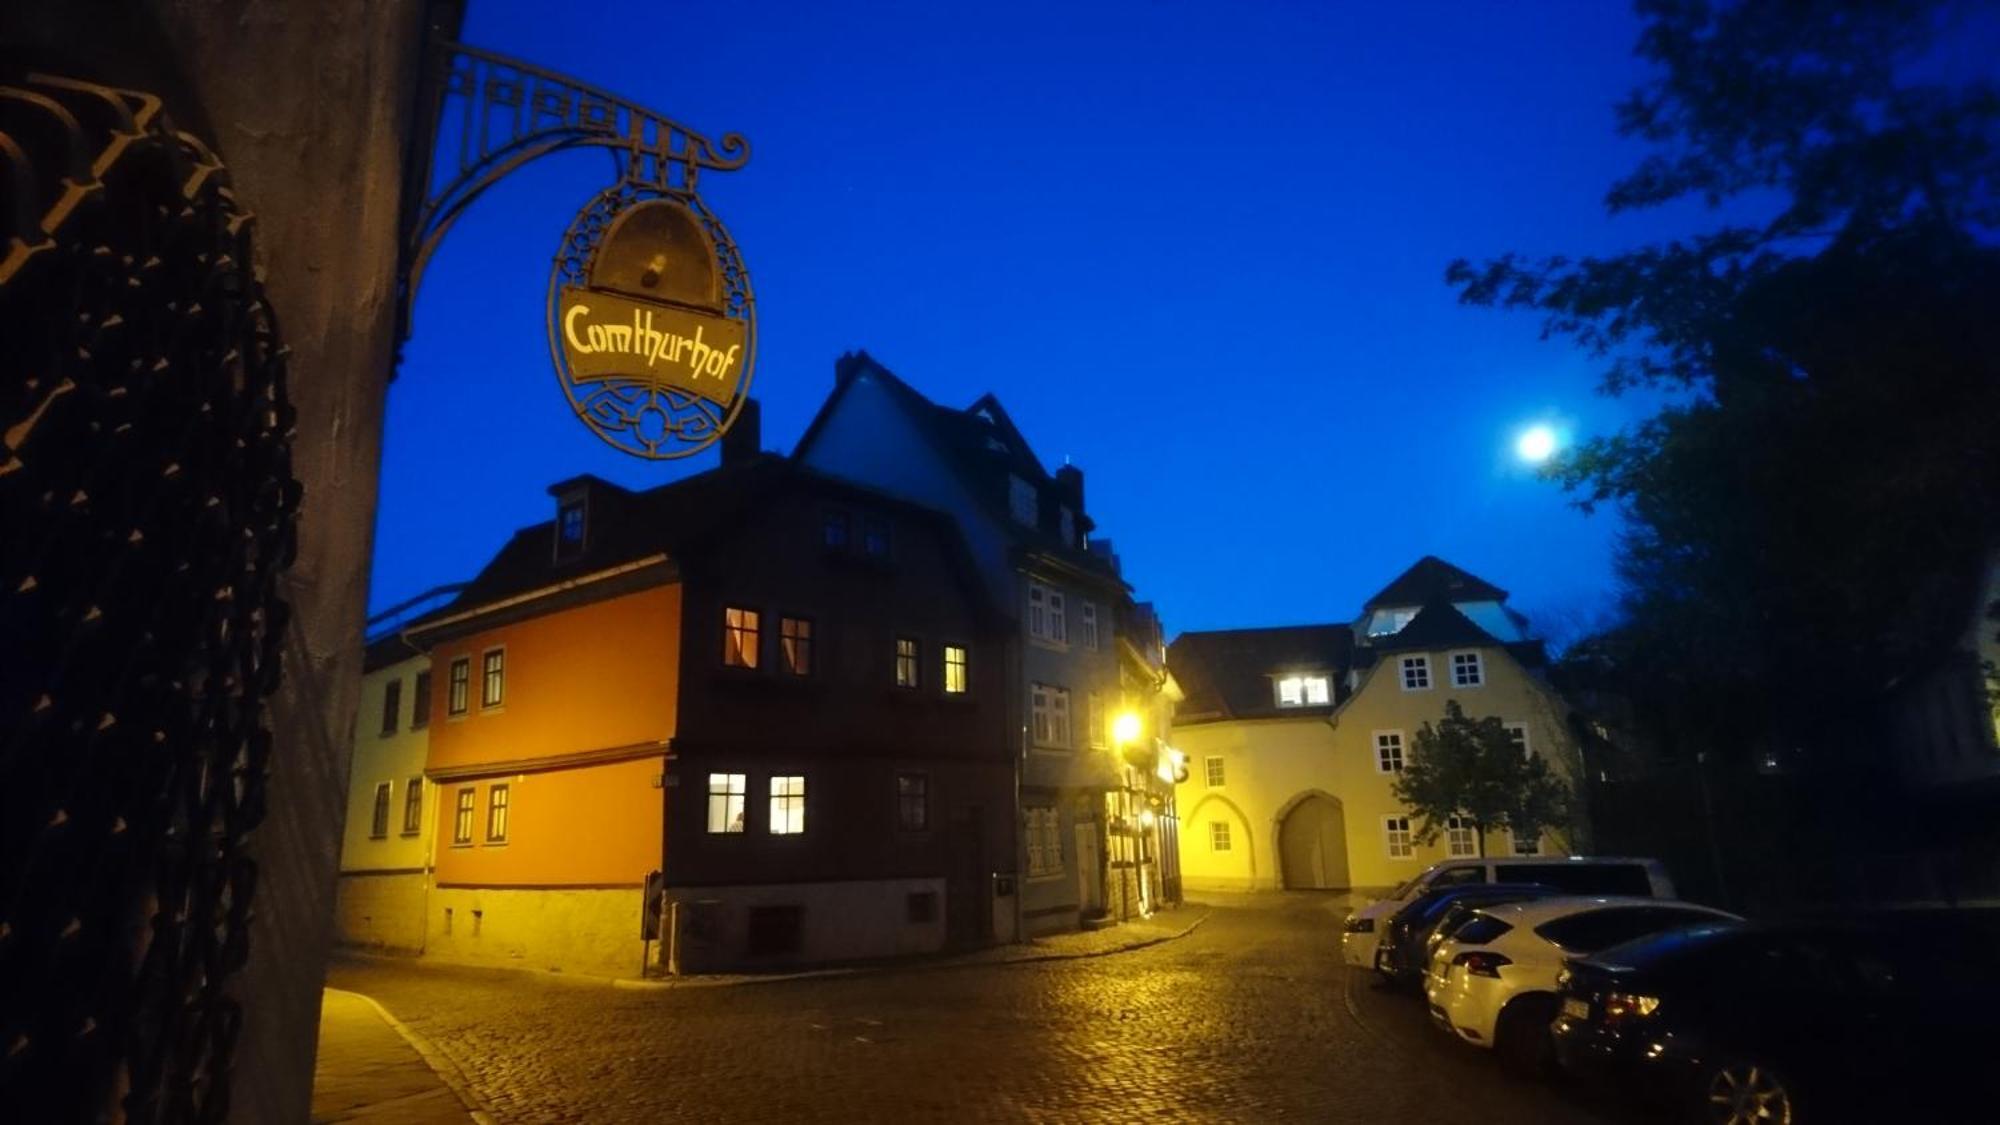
[1553,918,2000,1123]
[1373,883,1563,988]
[1339,856,1676,969]
[1426,896,1737,1075]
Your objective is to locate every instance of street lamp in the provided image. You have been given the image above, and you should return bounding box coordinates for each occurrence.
[1112,710,1142,746]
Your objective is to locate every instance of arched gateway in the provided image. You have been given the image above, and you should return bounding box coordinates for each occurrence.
[1277,792,1351,890]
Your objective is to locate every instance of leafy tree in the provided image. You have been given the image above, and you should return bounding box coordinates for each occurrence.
[1393,701,1573,856]
[1449,0,2000,761]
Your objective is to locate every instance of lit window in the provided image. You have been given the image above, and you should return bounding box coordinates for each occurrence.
[402,777,423,835]
[1375,731,1405,773]
[1009,475,1038,527]
[823,510,850,550]
[1088,692,1106,749]
[707,773,746,833]
[452,788,475,845]
[447,657,470,716]
[895,637,919,688]
[1209,820,1232,852]
[1511,827,1541,856]
[1400,655,1431,691]
[369,782,391,838]
[1384,815,1414,859]
[1031,683,1071,748]
[769,775,806,835]
[724,607,760,668]
[411,671,432,730]
[1080,601,1099,650]
[1205,756,1225,787]
[780,617,812,676]
[1028,581,1067,644]
[943,645,969,694]
[485,784,509,843]
[1275,674,1331,708]
[1452,651,1484,687]
[863,517,890,557]
[1446,815,1476,857]
[380,678,402,736]
[897,774,928,832]
[480,649,505,709]
[1505,723,1530,758]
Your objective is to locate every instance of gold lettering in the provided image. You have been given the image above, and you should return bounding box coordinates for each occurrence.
[564,303,594,353]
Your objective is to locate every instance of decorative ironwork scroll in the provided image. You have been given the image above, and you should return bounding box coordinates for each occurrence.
[401,39,757,459]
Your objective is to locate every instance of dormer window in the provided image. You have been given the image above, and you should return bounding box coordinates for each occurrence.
[1059,506,1075,546]
[1368,608,1417,636]
[1274,674,1331,708]
[555,495,587,561]
[1008,475,1038,528]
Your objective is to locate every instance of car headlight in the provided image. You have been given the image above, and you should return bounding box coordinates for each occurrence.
[1343,917,1375,934]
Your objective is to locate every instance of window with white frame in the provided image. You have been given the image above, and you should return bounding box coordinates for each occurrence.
[1028,581,1067,645]
[480,649,505,708]
[1384,815,1414,858]
[1375,731,1405,773]
[1400,654,1431,691]
[1088,692,1106,748]
[723,607,760,668]
[1080,601,1099,650]
[401,777,423,835]
[1451,651,1484,687]
[1446,815,1477,857]
[1204,755,1225,787]
[447,657,469,716]
[1510,826,1541,856]
[1009,475,1038,527]
[943,645,969,694]
[452,788,475,845]
[485,784,509,843]
[780,617,812,676]
[769,776,806,835]
[1030,683,1071,748]
[707,773,747,833]
[1026,807,1063,875]
[369,782,391,838]
[1209,820,1232,852]
[1504,722,1530,757]
[895,637,919,688]
[897,774,928,832]
[380,678,401,736]
[1275,674,1331,707]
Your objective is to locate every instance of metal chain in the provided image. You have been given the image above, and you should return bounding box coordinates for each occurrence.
[1,70,298,1124]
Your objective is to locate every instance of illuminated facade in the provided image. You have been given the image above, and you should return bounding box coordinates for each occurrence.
[1171,558,1580,894]
[334,640,435,953]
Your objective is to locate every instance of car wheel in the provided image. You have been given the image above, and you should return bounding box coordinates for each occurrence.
[1694,1059,1797,1125]
[1494,995,1557,1079]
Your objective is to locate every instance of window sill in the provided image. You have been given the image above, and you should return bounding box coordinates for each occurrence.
[400,830,422,838]
[367,833,389,841]
[450,841,474,848]
[479,705,506,715]
[1027,636,1070,654]
[1024,872,1067,884]
[1028,744,1073,754]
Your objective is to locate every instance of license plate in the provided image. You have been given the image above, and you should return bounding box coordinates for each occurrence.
[1561,998,1589,1020]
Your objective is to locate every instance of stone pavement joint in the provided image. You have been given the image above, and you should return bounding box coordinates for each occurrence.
[313,987,495,1124]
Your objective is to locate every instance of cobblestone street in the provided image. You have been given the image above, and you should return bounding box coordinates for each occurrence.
[326,896,1634,1123]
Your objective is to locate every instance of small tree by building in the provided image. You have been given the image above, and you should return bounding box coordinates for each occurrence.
[1393,700,1572,856]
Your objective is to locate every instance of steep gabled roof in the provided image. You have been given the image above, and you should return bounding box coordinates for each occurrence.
[1363,555,1508,609]
[1168,625,1355,724]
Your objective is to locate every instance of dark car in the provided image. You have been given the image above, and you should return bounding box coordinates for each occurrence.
[1373,882,1561,988]
[1551,916,1999,1123]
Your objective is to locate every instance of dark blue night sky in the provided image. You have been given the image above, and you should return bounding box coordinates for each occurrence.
[375,0,1719,639]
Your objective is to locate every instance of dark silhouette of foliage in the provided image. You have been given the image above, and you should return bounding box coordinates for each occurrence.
[1393,701,1573,854]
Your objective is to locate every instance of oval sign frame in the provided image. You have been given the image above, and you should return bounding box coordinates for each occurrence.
[547,185,758,459]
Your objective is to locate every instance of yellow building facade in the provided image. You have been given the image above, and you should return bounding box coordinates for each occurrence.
[334,642,435,952]
[1172,559,1580,895]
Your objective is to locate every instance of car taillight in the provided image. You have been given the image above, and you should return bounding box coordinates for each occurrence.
[1452,951,1512,978]
[1601,991,1661,1023]
[1344,917,1375,934]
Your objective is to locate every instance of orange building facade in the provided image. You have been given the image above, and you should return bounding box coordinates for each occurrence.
[411,570,681,977]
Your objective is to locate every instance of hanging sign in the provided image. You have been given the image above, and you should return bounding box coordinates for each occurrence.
[549,191,756,459]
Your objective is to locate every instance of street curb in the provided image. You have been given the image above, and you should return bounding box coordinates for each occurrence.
[609,910,1211,990]
[326,987,500,1125]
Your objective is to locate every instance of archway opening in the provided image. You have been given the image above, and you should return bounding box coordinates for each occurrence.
[1278,794,1351,890]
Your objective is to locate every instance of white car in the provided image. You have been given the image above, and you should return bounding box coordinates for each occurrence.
[1424,896,1737,1074]
[1338,856,1677,969]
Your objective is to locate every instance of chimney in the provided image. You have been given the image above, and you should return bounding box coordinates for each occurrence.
[1055,463,1085,511]
[722,397,762,466]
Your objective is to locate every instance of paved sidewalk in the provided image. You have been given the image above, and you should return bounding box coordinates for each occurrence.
[312,988,489,1124]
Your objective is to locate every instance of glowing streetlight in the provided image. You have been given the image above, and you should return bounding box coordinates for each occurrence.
[1112,710,1143,745]
[1516,424,1558,464]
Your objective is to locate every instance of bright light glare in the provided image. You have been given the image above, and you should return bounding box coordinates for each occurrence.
[1112,711,1143,745]
[1516,425,1558,464]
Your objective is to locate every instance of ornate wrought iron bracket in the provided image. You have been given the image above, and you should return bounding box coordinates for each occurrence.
[397,39,750,343]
